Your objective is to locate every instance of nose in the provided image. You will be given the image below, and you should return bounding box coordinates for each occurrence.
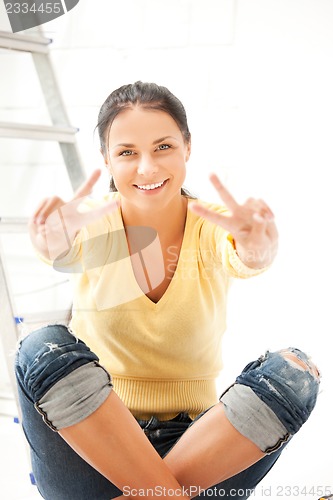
[137,154,158,177]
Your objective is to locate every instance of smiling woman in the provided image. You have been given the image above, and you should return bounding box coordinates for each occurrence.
[96,81,193,198]
[14,81,320,500]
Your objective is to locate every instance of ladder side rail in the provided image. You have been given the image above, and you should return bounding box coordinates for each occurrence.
[32,52,86,190]
[0,242,21,415]
[0,242,35,477]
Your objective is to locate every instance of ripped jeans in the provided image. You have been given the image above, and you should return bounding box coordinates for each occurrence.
[15,325,320,500]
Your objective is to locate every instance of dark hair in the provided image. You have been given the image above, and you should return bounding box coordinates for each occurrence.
[97,81,194,197]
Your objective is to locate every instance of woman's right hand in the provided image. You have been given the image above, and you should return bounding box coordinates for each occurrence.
[28,169,119,260]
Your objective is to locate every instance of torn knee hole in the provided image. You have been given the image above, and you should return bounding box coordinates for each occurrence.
[280,351,320,379]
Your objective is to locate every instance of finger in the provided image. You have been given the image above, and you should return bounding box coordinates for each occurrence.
[34,196,65,224]
[252,212,266,225]
[32,198,50,222]
[247,198,275,221]
[248,214,267,240]
[245,198,275,223]
[209,173,239,211]
[73,169,102,200]
[189,202,235,233]
[252,208,277,238]
[266,219,279,241]
[257,198,275,220]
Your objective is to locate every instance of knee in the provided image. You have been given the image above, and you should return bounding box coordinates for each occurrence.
[278,347,320,379]
[253,347,320,422]
[15,325,113,432]
[273,347,320,413]
[16,324,82,375]
[15,324,99,402]
[220,347,320,454]
[16,324,75,363]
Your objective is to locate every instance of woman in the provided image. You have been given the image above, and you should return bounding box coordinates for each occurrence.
[15,81,320,500]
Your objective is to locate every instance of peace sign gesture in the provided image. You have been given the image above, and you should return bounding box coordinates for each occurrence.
[189,174,278,268]
[29,169,119,261]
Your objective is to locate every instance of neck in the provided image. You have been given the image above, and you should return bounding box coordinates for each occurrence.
[120,195,188,242]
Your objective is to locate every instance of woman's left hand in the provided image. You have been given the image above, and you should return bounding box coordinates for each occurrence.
[189,173,278,269]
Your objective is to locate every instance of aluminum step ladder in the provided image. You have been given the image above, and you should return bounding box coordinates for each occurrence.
[0,28,85,418]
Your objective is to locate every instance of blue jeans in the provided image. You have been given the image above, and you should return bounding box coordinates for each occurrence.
[15,325,320,500]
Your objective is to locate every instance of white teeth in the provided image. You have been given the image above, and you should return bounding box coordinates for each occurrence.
[136,180,165,190]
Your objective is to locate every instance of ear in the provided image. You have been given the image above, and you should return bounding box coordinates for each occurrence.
[101,148,113,176]
[100,148,108,166]
[185,139,191,162]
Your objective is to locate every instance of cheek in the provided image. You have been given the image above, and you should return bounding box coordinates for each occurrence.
[108,159,123,177]
[109,163,133,191]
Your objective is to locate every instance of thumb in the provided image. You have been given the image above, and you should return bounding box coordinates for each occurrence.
[73,169,102,200]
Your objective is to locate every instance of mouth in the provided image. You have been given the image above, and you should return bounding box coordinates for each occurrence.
[134,179,168,192]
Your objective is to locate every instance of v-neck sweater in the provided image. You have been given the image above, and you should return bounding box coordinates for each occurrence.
[49,194,266,421]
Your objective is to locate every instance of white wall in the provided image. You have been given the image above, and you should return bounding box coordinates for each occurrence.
[0,0,332,495]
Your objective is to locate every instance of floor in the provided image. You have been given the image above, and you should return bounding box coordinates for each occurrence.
[0,389,332,500]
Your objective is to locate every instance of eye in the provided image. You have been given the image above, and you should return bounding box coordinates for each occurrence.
[157,144,171,151]
[119,150,134,156]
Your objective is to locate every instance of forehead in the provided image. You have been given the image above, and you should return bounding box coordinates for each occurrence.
[108,107,182,144]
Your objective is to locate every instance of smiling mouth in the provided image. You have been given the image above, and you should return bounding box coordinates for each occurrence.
[134,179,168,191]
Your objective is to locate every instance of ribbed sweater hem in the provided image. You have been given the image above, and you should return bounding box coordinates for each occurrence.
[112,376,218,421]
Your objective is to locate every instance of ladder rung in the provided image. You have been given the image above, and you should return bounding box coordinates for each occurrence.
[0,218,29,233]
[0,390,15,401]
[0,30,51,54]
[0,122,78,142]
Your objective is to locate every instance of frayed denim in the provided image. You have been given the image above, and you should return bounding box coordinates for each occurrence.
[220,348,320,453]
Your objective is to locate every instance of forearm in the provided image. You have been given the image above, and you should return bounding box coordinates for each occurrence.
[163,404,264,498]
[60,391,189,500]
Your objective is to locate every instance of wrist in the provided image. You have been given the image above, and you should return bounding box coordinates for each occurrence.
[232,238,278,269]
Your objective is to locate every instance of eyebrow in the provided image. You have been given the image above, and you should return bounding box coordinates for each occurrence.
[111,136,179,149]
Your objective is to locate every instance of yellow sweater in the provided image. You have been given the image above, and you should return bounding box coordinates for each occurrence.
[49,194,266,420]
